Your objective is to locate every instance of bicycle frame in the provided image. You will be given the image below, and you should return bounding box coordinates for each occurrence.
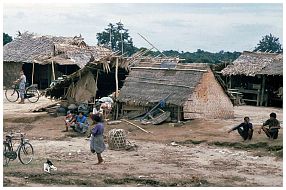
[11,85,19,96]
[4,132,34,166]
[10,84,37,96]
[4,134,25,153]
[5,83,40,103]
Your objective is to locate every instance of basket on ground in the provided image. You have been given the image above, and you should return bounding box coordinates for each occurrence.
[107,129,127,150]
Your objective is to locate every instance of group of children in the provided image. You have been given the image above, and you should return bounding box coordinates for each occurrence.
[64,111,89,133]
[63,97,114,165]
[64,111,106,165]
[228,112,281,141]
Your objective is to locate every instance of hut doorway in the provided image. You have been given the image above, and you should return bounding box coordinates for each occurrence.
[22,63,49,88]
[22,63,80,89]
[95,67,128,98]
[266,75,283,107]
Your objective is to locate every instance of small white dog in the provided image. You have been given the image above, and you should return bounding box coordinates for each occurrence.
[44,159,57,174]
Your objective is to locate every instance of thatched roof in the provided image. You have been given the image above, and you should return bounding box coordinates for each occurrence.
[3,32,112,68]
[118,63,209,106]
[221,51,283,76]
[45,55,130,99]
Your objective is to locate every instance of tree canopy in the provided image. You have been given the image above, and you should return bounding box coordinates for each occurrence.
[96,22,241,63]
[96,22,137,56]
[3,33,12,45]
[137,48,241,64]
[254,33,283,53]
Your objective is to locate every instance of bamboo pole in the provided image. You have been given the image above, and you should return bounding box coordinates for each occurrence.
[130,66,207,72]
[137,33,166,57]
[94,70,99,103]
[121,119,153,134]
[260,75,266,106]
[32,62,35,84]
[115,57,119,98]
[115,57,119,120]
[177,106,181,122]
[51,60,56,81]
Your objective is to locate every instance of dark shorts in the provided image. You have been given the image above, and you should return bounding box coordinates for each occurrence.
[263,128,279,139]
[238,128,253,140]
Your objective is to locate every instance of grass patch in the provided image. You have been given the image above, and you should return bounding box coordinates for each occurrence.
[104,177,209,187]
[268,145,283,151]
[4,172,93,186]
[209,141,283,158]
[178,140,207,145]
[274,149,283,158]
[209,141,269,149]
[104,177,162,186]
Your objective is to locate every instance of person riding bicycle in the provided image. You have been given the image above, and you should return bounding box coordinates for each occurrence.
[13,70,26,104]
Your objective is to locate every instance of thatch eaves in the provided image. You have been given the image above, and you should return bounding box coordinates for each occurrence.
[221,51,283,76]
[118,64,209,106]
[3,32,112,68]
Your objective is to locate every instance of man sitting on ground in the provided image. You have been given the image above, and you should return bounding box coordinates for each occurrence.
[73,112,89,134]
[258,112,280,140]
[228,116,253,141]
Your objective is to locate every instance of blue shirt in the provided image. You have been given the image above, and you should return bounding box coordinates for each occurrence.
[76,115,87,124]
[91,123,104,136]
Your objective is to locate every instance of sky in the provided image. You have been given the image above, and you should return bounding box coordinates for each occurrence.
[3,3,283,53]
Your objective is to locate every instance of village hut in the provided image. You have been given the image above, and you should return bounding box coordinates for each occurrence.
[45,54,130,104]
[118,63,234,121]
[221,51,283,107]
[3,32,112,89]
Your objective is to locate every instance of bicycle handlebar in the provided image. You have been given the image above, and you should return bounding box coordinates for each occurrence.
[7,131,26,137]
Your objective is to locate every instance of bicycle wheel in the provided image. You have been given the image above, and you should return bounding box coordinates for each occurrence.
[3,143,11,166]
[26,87,40,103]
[5,88,19,102]
[18,142,34,165]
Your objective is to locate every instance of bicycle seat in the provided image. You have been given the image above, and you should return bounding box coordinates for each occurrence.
[5,134,13,138]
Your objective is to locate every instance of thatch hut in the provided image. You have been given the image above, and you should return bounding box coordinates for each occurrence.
[45,56,129,104]
[3,32,112,89]
[221,51,283,107]
[118,63,234,120]
[45,50,180,104]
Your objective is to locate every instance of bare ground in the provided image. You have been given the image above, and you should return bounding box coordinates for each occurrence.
[3,96,283,187]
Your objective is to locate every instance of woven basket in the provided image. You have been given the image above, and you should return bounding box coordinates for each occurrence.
[107,129,127,150]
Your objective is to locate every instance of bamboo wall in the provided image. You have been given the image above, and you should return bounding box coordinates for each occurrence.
[183,69,234,119]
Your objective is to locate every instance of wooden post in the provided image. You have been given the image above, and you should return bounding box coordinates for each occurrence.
[32,62,35,84]
[256,90,260,106]
[115,57,119,98]
[115,57,119,120]
[260,75,266,106]
[95,70,99,99]
[177,106,181,122]
[51,60,56,81]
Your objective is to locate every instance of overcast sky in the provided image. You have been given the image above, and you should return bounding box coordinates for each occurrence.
[3,3,283,52]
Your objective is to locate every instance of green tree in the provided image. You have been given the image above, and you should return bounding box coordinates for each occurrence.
[96,22,137,56]
[254,33,283,53]
[3,33,12,45]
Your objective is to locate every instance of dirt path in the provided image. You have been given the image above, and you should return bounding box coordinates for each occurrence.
[3,138,282,187]
[3,98,283,187]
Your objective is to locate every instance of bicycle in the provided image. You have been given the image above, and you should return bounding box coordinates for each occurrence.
[5,83,40,103]
[3,132,34,166]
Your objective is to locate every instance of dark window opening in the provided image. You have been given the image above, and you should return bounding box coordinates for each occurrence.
[94,68,128,98]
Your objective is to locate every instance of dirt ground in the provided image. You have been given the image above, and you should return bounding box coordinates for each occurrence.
[3,96,283,187]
